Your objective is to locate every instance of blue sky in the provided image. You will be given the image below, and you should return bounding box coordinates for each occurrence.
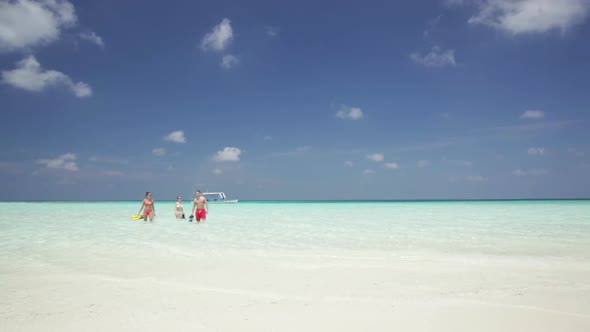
[1,0,589,200]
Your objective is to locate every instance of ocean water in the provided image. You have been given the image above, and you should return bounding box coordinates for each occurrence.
[1,200,589,263]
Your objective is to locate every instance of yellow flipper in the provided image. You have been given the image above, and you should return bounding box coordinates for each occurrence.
[132,214,143,220]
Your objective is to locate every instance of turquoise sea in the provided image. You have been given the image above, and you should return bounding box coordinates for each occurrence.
[2,200,590,332]
[1,200,589,261]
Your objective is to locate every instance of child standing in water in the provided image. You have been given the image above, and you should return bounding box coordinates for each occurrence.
[175,196,185,219]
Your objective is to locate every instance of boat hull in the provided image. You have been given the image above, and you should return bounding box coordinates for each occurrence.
[208,199,239,204]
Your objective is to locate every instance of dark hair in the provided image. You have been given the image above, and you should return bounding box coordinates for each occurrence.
[196,190,201,193]
[145,192,151,196]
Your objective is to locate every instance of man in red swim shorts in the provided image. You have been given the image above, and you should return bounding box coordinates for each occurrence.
[191,190,209,222]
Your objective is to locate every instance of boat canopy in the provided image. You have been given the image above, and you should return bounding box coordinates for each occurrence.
[202,192,227,200]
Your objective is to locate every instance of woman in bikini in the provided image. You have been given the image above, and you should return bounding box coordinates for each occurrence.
[138,192,156,221]
[175,196,185,219]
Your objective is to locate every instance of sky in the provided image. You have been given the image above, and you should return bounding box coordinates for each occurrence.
[1,0,589,200]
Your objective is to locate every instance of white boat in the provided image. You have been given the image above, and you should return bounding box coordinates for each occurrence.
[202,192,239,204]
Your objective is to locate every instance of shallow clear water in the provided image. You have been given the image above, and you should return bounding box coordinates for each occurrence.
[1,200,589,264]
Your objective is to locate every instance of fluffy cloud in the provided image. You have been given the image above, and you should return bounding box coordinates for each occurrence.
[344,161,354,167]
[266,26,279,37]
[450,159,472,167]
[520,110,545,119]
[512,168,548,176]
[221,54,239,69]
[410,46,456,67]
[0,0,77,53]
[37,153,78,171]
[363,169,375,174]
[213,147,241,162]
[444,0,466,5]
[336,106,364,120]
[385,162,399,169]
[164,130,186,143]
[417,160,431,168]
[1,56,92,97]
[79,31,104,49]
[468,0,590,34]
[528,147,545,155]
[568,148,585,157]
[201,18,233,51]
[152,148,166,156]
[212,168,223,175]
[367,153,384,162]
[71,81,91,97]
[466,175,486,182]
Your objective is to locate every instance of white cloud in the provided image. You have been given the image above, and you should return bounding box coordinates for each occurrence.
[79,31,104,49]
[0,0,77,53]
[336,106,364,120]
[1,56,92,97]
[410,46,456,67]
[152,148,166,156]
[520,110,545,119]
[71,81,92,97]
[468,0,590,35]
[37,153,78,171]
[213,146,241,162]
[201,18,233,51]
[568,148,585,157]
[367,153,384,162]
[212,168,223,175]
[528,147,545,155]
[423,15,442,40]
[344,161,354,167]
[221,54,239,69]
[512,169,525,175]
[266,26,279,37]
[385,162,399,169]
[164,130,186,143]
[363,169,375,174]
[512,168,548,176]
[444,0,466,6]
[418,160,431,168]
[466,175,486,182]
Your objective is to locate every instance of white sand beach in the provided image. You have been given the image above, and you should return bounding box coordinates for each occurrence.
[2,250,589,332]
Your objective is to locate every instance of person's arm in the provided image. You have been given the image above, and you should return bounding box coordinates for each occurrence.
[152,201,156,216]
[138,201,144,214]
[205,199,209,213]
